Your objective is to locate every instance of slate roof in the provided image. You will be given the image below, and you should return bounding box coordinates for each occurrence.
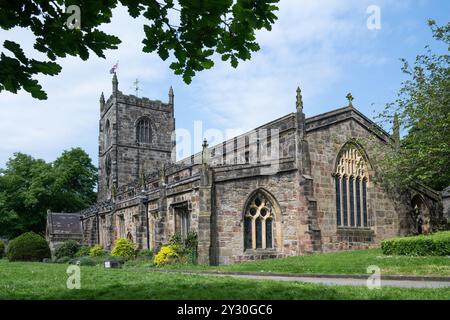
[47,212,82,235]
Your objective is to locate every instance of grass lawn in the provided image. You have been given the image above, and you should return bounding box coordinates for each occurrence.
[161,249,450,277]
[0,259,449,300]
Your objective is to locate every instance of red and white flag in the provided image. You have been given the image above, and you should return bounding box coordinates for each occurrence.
[109,61,118,74]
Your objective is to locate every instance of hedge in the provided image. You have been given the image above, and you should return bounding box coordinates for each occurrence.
[6,232,51,262]
[381,231,450,256]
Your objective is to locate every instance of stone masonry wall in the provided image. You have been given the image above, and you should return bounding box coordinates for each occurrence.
[306,113,411,251]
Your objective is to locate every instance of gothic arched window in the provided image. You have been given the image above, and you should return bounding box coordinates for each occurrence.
[334,144,369,228]
[105,153,112,187]
[136,117,151,144]
[105,120,111,148]
[244,191,275,250]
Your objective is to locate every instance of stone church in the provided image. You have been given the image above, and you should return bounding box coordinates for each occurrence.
[47,73,445,265]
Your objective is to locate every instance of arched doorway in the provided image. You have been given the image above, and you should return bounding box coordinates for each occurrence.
[411,195,431,235]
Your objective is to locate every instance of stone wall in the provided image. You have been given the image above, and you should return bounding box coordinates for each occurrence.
[213,169,303,265]
[305,108,411,251]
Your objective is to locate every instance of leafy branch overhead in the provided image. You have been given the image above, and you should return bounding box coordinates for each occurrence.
[0,0,279,99]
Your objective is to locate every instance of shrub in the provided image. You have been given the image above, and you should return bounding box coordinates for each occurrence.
[6,232,51,262]
[76,245,91,257]
[56,256,71,264]
[0,240,5,259]
[154,245,178,266]
[89,244,106,257]
[104,255,125,265]
[54,240,80,259]
[168,231,198,264]
[111,238,136,260]
[137,249,153,259]
[381,231,450,256]
[184,231,198,264]
[69,256,97,266]
[169,233,183,247]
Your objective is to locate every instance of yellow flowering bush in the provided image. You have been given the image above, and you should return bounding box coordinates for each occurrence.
[89,244,105,257]
[111,238,135,260]
[154,245,178,266]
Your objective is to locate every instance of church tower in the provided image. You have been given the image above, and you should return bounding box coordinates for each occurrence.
[97,73,175,201]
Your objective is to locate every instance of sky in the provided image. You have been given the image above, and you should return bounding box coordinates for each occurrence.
[0,0,449,168]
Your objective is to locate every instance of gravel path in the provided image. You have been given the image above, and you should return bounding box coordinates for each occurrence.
[157,270,450,289]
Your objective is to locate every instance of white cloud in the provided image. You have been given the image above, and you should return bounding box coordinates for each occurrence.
[0,0,432,165]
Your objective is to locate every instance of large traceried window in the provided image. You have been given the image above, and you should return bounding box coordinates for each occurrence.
[244,191,274,250]
[136,117,151,144]
[334,144,369,228]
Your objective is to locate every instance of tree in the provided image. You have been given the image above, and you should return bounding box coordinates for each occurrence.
[0,0,279,100]
[51,148,97,212]
[0,148,97,238]
[375,21,450,192]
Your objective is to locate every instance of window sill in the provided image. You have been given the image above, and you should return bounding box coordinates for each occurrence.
[244,249,276,255]
[337,227,372,232]
[336,227,375,240]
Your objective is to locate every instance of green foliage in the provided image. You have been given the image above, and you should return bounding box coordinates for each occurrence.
[105,255,125,266]
[69,256,97,266]
[0,240,5,258]
[0,148,97,239]
[0,0,278,99]
[168,232,183,247]
[111,238,135,260]
[375,21,450,191]
[50,148,97,212]
[184,231,198,264]
[75,245,91,257]
[381,232,450,256]
[162,231,198,265]
[54,240,80,259]
[137,249,153,259]
[55,256,71,264]
[89,244,106,257]
[6,232,51,262]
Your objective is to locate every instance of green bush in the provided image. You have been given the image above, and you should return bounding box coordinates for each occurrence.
[56,256,71,264]
[381,231,450,256]
[137,249,153,259]
[75,245,91,257]
[89,244,106,257]
[55,240,80,259]
[0,240,5,259]
[69,256,97,266]
[111,238,135,260]
[105,255,125,265]
[167,231,198,264]
[6,232,51,262]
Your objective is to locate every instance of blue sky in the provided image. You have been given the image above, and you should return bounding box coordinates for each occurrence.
[0,0,449,168]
